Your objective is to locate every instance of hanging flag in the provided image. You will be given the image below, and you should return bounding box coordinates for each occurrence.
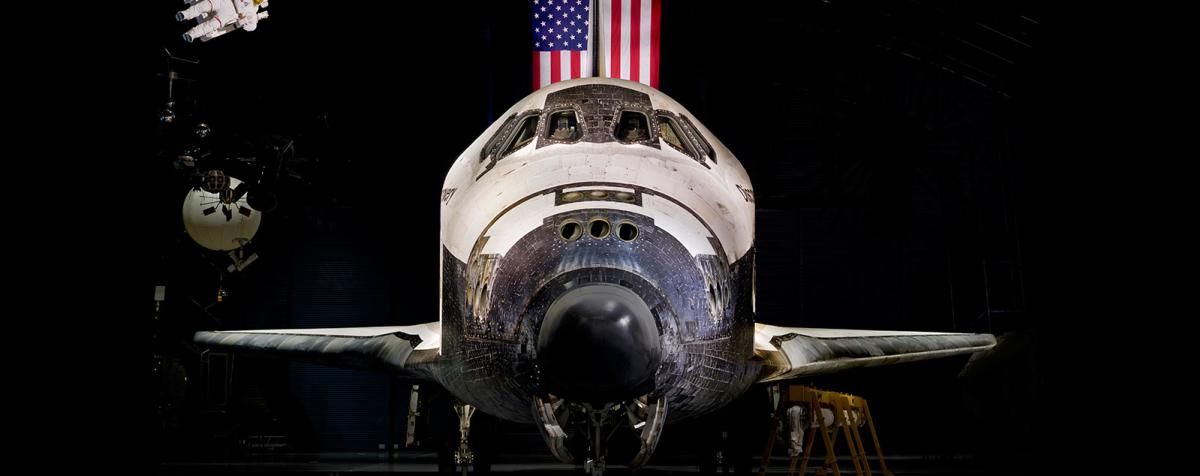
[597,0,661,88]
[531,0,594,90]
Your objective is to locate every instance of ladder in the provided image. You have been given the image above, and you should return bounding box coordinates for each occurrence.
[757,385,893,476]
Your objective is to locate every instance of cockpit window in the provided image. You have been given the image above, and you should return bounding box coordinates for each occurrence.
[480,114,517,162]
[657,115,695,158]
[503,115,540,156]
[616,111,651,143]
[679,115,715,163]
[546,110,581,142]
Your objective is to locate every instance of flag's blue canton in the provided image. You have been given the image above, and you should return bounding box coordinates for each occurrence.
[531,0,589,51]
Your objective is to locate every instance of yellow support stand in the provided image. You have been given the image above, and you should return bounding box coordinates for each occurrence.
[757,385,893,476]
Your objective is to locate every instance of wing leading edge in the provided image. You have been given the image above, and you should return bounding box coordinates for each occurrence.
[194,323,441,379]
[753,323,995,382]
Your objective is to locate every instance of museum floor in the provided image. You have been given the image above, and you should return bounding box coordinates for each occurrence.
[159,451,1031,475]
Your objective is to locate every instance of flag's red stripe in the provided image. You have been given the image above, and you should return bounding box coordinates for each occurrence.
[650,0,660,88]
[610,0,622,78]
[630,0,641,83]
[570,51,581,79]
[550,50,561,83]
[533,51,541,90]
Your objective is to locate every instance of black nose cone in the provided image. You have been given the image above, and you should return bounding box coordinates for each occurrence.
[537,284,660,403]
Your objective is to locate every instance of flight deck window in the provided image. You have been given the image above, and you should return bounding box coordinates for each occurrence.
[680,115,715,163]
[503,115,539,156]
[657,115,695,158]
[616,111,650,143]
[480,114,517,162]
[546,110,581,141]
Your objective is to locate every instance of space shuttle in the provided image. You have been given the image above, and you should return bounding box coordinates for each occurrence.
[195,77,995,473]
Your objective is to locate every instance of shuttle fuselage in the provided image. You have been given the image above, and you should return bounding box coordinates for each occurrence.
[435,78,758,423]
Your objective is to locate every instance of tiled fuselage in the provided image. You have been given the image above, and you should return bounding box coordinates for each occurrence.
[435,79,759,424]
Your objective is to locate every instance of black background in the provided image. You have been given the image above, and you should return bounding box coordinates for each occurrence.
[44,0,1113,474]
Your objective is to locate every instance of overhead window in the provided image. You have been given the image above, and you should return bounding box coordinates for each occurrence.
[657,115,696,158]
[503,115,540,156]
[616,111,651,143]
[546,110,581,142]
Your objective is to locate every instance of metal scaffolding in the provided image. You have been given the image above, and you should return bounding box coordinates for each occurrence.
[758,385,892,476]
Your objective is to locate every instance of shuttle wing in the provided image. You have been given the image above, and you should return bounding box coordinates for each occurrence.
[753,323,995,382]
[194,323,441,379]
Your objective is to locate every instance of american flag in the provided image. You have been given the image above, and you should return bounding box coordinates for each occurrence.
[597,0,660,88]
[531,0,593,90]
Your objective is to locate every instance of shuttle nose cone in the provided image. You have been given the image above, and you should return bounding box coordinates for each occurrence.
[537,284,660,403]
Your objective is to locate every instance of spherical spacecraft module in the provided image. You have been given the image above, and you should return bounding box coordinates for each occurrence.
[182,175,261,251]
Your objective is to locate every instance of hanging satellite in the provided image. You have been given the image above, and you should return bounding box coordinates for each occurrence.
[182,170,261,251]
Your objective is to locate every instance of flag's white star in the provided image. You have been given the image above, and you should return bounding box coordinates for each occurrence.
[577,43,582,48]
[549,42,555,47]
[534,13,539,19]
[541,21,546,26]
[548,28,554,33]
[541,35,547,40]
[541,6,546,12]
[556,20,561,25]
[571,35,576,40]
[535,42,540,47]
[556,6,562,11]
